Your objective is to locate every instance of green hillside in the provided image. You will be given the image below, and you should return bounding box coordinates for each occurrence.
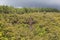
[0,6,60,40]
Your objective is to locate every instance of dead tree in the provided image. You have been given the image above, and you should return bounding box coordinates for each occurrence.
[27,16,36,30]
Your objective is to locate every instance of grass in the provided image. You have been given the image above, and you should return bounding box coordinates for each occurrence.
[0,12,60,40]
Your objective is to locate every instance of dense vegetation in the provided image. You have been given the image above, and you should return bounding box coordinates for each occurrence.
[0,6,60,40]
[0,6,60,14]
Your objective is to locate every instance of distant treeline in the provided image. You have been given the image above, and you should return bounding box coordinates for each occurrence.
[0,6,60,14]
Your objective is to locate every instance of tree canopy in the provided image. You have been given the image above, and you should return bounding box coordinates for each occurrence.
[0,6,59,14]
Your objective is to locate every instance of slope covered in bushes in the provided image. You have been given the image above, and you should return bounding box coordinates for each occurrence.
[0,12,60,40]
[0,6,59,14]
[0,6,60,40]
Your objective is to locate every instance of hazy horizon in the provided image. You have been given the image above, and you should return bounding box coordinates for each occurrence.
[0,0,60,9]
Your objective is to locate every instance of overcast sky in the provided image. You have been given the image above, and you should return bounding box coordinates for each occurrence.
[0,0,60,9]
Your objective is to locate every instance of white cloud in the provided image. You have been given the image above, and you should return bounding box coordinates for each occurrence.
[0,0,60,9]
[0,0,60,4]
[0,0,8,5]
[46,0,60,5]
[0,0,60,5]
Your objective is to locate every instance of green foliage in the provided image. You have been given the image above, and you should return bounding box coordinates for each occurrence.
[0,6,60,40]
[0,13,60,40]
[0,6,16,14]
[0,6,60,14]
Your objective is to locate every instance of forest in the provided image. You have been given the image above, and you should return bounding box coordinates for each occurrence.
[0,6,60,14]
[0,6,60,40]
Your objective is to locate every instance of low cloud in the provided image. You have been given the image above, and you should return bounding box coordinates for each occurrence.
[0,0,60,9]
